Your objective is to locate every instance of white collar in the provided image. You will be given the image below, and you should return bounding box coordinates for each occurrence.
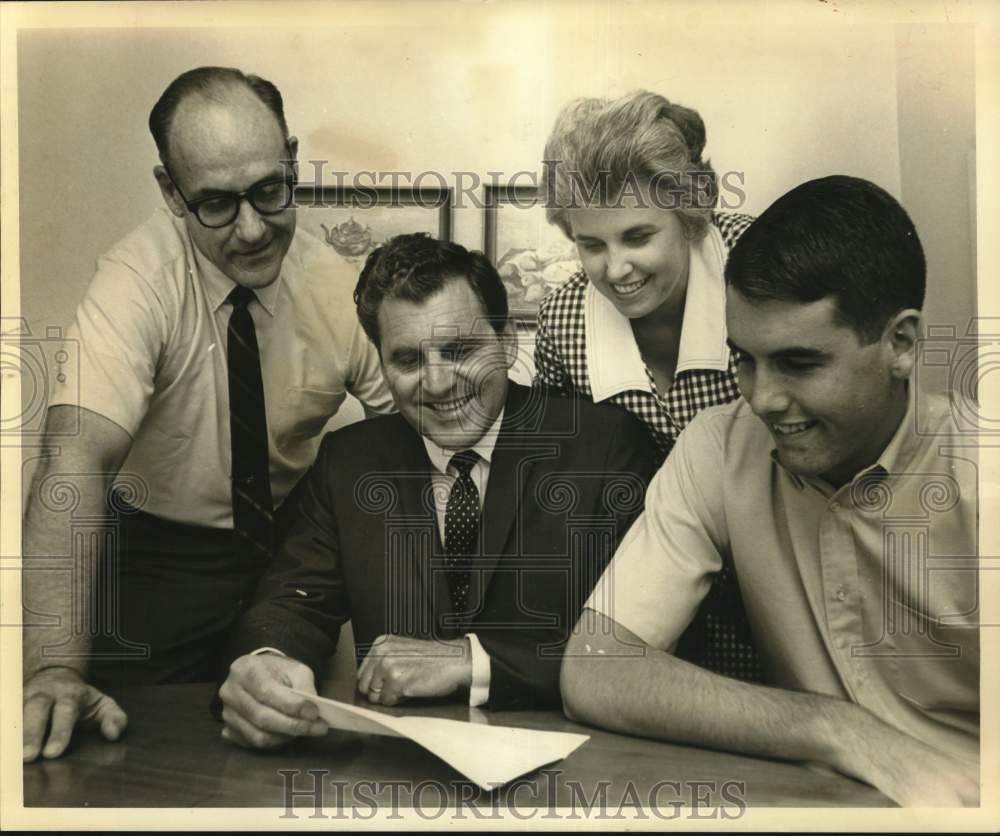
[422,408,505,475]
[586,224,731,402]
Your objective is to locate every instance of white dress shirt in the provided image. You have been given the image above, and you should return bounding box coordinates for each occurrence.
[421,409,506,707]
[50,208,394,526]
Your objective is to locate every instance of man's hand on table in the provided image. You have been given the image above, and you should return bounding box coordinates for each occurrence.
[841,721,980,807]
[888,748,979,807]
[23,667,127,762]
[809,694,979,806]
[356,634,472,707]
[219,652,329,749]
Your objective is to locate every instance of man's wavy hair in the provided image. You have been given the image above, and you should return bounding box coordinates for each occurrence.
[354,234,509,350]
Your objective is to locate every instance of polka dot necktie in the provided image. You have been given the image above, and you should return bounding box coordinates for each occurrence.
[227,286,274,560]
[443,450,481,614]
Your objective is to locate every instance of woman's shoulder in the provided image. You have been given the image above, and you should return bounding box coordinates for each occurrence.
[537,269,588,321]
[711,210,756,250]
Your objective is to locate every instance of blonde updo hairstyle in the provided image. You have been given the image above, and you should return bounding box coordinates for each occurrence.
[542,90,717,241]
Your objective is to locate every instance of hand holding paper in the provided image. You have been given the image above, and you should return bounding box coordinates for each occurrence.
[219,653,329,749]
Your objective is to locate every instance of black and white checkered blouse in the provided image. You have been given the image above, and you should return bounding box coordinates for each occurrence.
[533,210,762,682]
[535,211,755,459]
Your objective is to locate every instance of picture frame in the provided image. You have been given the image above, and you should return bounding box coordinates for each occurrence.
[483,183,581,321]
[295,184,453,269]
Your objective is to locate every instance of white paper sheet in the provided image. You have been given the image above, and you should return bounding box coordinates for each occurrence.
[291,689,590,790]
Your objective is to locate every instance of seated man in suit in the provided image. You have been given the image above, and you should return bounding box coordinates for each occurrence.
[561,176,979,806]
[219,233,656,748]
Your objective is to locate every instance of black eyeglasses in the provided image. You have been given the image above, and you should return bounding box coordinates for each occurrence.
[165,162,297,229]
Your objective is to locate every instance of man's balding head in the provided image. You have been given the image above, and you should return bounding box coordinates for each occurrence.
[150,67,298,290]
[164,86,288,190]
[149,67,288,169]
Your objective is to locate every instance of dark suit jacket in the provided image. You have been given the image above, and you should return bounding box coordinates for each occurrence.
[228,382,656,708]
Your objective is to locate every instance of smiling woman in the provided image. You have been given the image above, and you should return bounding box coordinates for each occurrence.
[535,90,753,457]
[534,89,761,682]
[568,204,690,324]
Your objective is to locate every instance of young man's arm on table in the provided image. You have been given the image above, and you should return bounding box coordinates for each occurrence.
[560,406,978,808]
[22,406,132,761]
[562,610,978,807]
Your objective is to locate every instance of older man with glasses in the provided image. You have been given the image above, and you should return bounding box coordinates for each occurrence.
[22,66,393,762]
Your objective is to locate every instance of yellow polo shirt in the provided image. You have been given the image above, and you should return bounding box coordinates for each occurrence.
[587,391,979,762]
[50,208,394,528]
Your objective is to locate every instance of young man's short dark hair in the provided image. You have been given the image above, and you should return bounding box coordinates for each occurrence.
[724,175,926,342]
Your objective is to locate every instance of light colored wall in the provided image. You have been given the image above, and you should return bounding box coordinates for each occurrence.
[896,23,977,335]
[16,17,974,400]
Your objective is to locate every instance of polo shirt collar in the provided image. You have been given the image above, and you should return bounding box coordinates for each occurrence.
[422,408,505,475]
[770,447,807,491]
[868,382,920,477]
[193,239,283,317]
[585,224,730,403]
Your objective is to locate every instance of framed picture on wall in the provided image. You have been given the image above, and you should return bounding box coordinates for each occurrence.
[295,185,453,271]
[483,184,581,321]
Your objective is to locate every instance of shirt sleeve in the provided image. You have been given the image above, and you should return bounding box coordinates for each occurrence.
[344,315,395,416]
[715,211,756,252]
[465,632,491,707]
[48,252,166,437]
[533,298,570,392]
[585,411,729,650]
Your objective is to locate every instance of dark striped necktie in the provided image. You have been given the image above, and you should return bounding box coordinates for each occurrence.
[227,286,273,559]
[443,450,481,615]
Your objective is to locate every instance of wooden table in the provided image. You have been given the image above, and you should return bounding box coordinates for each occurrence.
[23,679,892,810]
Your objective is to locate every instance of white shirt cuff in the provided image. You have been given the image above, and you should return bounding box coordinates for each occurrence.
[465,633,491,707]
[251,647,286,657]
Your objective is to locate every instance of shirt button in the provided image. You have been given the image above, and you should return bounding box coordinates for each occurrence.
[830,501,841,512]
[834,585,847,602]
